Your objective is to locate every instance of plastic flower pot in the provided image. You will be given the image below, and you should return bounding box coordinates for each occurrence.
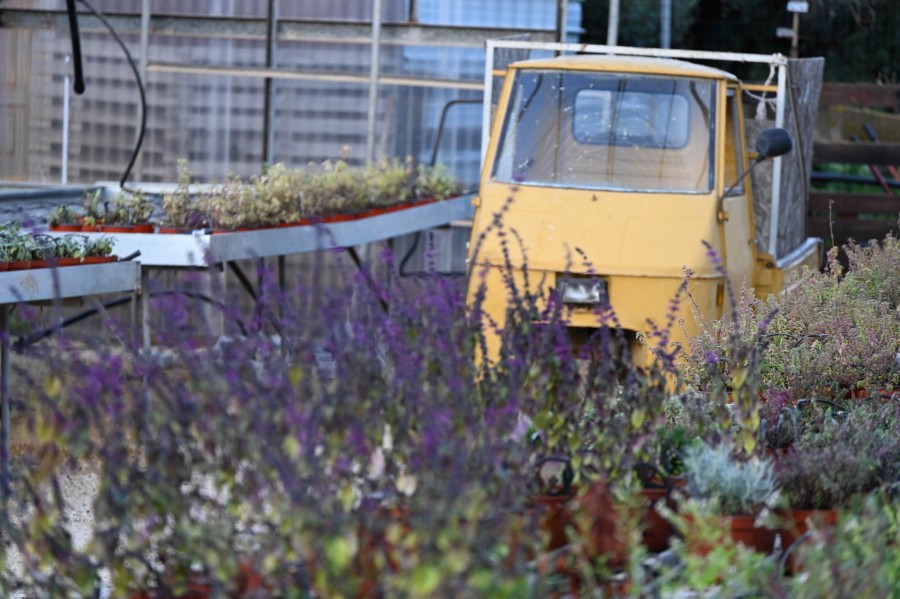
[133,223,155,233]
[158,227,192,234]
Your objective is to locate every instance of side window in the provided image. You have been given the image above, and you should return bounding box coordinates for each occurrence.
[724,88,744,196]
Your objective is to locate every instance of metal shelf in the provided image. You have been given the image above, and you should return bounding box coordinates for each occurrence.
[0,261,141,304]
[46,194,476,268]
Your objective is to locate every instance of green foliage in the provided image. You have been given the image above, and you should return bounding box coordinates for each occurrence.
[787,494,900,598]
[168,156,463,229]
[582,0,900,82]
[683,441,778,515]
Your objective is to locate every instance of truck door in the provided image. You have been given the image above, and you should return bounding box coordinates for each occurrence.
[721,86,755,299]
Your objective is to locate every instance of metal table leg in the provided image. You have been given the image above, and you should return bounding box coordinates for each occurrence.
[1,304,10,501]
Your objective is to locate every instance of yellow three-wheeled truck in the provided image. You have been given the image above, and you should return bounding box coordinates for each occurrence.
[466,41,823,365]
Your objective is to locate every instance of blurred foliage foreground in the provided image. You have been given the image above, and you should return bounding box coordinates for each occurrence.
[2,221,900,598]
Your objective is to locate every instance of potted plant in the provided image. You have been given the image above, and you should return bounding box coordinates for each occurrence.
[7,230,36,270]
[49,204,84,232]
[302,158,369,221]
[412,163,462,205]
[82,189,105,231]
[102,190,154,233]
[680,441,779,553]
[161,160,209,233]
[81,235,117,263]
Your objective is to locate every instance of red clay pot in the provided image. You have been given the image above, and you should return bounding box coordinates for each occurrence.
[7,260,32,270]
[50,223,82,232]
[640,488,676,552]
[101,225,135,233]
[81,256,117,264]
[778,508,838,573]
[133,223,155,233]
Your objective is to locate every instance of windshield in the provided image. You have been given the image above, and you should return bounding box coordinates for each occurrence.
[491,70,716,193]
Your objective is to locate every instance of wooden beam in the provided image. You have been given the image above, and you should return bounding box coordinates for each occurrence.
[809,192,900,215]
[813,141,900,165]
[807,218,898,243]
[820,83,900,110]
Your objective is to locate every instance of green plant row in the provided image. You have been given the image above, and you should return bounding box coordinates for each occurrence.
[53,157,464,232]
[0,223,114,262]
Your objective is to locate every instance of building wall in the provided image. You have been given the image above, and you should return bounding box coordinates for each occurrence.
[0,1,578,186]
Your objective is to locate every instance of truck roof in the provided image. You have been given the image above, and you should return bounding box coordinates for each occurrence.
[510,54,739,82]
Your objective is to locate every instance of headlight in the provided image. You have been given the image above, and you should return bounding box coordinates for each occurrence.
[557,275,606,305]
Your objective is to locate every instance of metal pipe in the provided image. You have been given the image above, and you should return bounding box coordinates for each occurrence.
[607,0,620,46]
[768,63,788,257]
[660,0,671,49]
[1,305,9,503]
[147,62,484,90]
[62,59,70,185]
[480,40,497,169]
[136,0,151,182]
[366,0,384,163]
[262,0,278,165]
[556,0,567,43]
[408,0,418,23]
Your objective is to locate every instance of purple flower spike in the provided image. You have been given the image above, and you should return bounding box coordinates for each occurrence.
[704,349,719,365]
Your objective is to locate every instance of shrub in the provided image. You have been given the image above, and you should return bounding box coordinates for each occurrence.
[682,441,777,515]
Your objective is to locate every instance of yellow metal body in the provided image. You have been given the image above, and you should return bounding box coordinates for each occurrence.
[466,55,770,363]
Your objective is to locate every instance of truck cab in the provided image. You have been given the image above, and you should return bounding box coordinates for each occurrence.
[467,47,822,365]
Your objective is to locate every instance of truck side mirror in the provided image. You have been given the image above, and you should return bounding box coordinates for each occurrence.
[717,127,794,223]
[755,128,793,159]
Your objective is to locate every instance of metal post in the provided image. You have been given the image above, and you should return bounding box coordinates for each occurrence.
[135,0,151,183]
[262,0,278,164]
[141,268,151,350]
[607,0,620,47]
[366,0,384,163]
[660,0,671,49]
[768,63,788,258]
[790,11,799,59]
[1,304,10,502]
[62,57,71,185]
[556,0,568,43]
[408,0,419,22]
[480,40,496,170]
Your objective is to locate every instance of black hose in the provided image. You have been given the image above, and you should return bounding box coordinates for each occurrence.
[75,0,147,192]
[14,289,247,350]
[64,0,86,94]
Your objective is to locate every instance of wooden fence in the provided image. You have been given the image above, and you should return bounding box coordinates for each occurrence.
[808,83,900,247]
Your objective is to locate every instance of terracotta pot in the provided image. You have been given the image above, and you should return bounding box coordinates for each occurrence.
[50,223,82,232]
[7,260,32,271]
[0,262,7,272]
[725,514,778,553]
[81,256,117,264]
[57,257,81,267]
[81,224,102,232]
[30,259,49,269]
[778,508,838,573]
[101,225,135,233]
[158,227,192,234]
[133,223,155,233]
[530,494,577,552]
[354,505,410,599]
[578,478,628,568]
[684,512,777,555]
[640,488,676,552]
[322,213,356,223]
